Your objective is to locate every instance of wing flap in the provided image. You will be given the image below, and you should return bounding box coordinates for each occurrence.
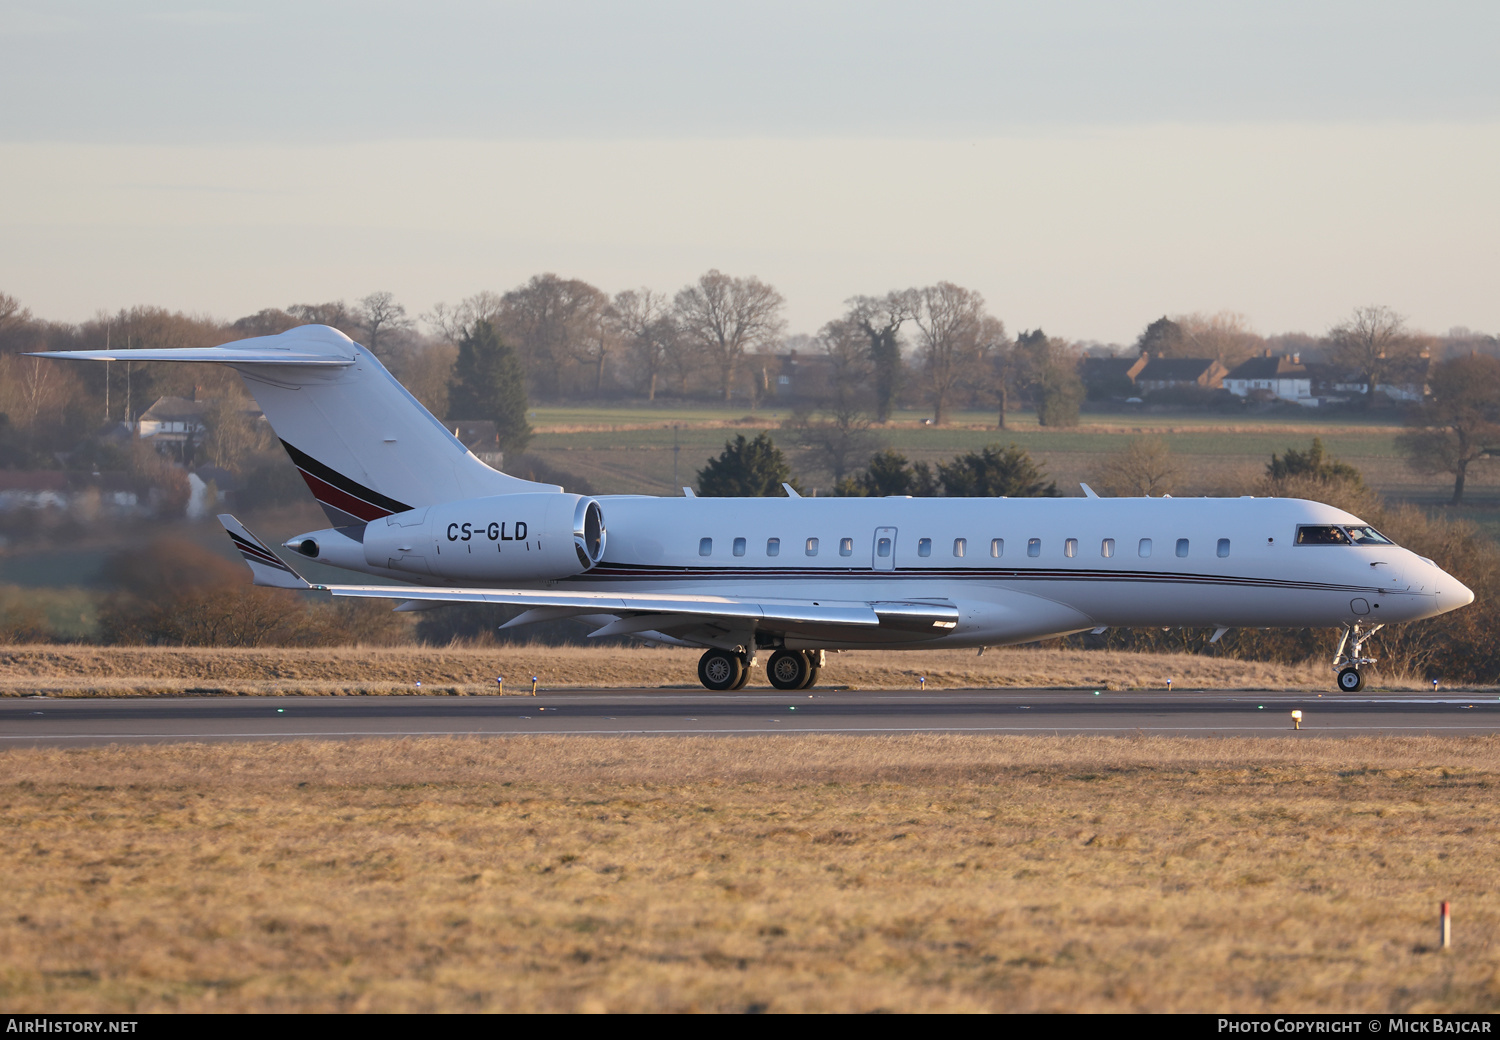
[317,583,885,627]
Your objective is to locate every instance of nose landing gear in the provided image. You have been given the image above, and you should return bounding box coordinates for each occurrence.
[1332,623,1383,693]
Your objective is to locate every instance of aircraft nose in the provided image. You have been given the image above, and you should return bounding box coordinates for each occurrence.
[1435,564,1474,610]
[1451,577,1476,609]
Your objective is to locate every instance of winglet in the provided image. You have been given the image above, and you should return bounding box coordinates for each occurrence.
[1080,482,1100,499]
[782,482,801,498]
[217,514,313,589]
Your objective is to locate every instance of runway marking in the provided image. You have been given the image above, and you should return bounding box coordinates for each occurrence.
[7,723,1500,740]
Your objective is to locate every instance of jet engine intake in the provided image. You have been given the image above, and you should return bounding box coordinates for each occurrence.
[363,493,606,582]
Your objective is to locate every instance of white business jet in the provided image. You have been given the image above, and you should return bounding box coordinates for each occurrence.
[35,324,1473,693]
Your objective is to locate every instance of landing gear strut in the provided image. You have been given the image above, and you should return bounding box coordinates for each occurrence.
[1333,623,1383,693]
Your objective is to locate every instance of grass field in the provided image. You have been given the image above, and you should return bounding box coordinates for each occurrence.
[3,734,1498,1012]
[0,643,1441,697]
[521,405,1500,520]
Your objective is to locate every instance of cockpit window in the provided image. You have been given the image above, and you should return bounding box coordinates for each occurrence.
[1296,524,1395,546]
[1296,526,1348,545]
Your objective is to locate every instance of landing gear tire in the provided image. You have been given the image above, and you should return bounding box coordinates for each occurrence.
[699,649,746,691]
[1337,667,1364,692]
[799,650,821,690]
[730,658,752,690]
[767,649,811,691]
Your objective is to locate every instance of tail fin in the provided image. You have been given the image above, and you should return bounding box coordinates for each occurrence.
[34,325,558,524]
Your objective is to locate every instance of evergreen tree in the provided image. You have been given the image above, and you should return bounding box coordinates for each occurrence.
[1135,315,1185,356]
[1036,358,1084,427]
[446,319,532,453]
[1267,437,1363,486]
[697,433,800,496]
[937,443,1058,497]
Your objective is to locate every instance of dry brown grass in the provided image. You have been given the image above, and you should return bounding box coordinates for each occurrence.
[2,734,1499,1012]
[0,644,1442,698]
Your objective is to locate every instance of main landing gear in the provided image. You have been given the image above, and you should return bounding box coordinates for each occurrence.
[1333,623,1383,693]
[697,648,823,691]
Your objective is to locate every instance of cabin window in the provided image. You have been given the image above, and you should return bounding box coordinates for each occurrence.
[1217,538,1230,558]
[1027,538,1041,558]
[699,537,712,556]
[1139,538,1152,558]
[766,537,780,557]
[839,537,854,557]
[732,537,746,557]
[1102,538,1115,558]
[805,537,819,556]
[1064,538,1078,558]
[990,538,1003,558]
[876,536,892,558]
[953,538,966,558]
[917,538,932,557]
[1176,538,1189,558]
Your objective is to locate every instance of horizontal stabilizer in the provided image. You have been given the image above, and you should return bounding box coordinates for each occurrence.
[28,346,352,367]
[28,325,356,368]
[218,514,312,589]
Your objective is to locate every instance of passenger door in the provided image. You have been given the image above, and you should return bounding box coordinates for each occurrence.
[873,527,897,571]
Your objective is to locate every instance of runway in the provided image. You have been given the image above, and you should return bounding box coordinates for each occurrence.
[3,688,1500,745]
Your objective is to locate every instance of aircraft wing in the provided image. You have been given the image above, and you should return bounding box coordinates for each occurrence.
[218,515,958,634]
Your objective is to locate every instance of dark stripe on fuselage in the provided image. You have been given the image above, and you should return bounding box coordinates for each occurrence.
[280,440,412,521]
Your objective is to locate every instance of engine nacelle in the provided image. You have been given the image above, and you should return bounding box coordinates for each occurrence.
[362,493,606,582]
[282,526,368,572]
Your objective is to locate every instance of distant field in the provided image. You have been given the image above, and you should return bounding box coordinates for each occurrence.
[3,734,1497,1012]
[525,406,1499,512]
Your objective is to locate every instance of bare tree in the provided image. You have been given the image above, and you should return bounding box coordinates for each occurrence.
[228,308,300,338]
[1089,436,1181,497]
[357,291,413,357]
[673,270,786,403]
[1176,311,1264,366]
[499,274,611,398]
[910,282,1000,425]
[0,292,29,342]
[200,394,271,470]
[0,293,39,356]
[287,300,359,338]
[818,318,875,404]
[845,290,919,421]
[614,288,676,401]
[573,295,620,396]
[1329,305,1415,405]
[1397,353,1500,503]
[423,292,505,345]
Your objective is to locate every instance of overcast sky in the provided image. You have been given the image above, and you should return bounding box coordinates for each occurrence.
[2,1,1496,341]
